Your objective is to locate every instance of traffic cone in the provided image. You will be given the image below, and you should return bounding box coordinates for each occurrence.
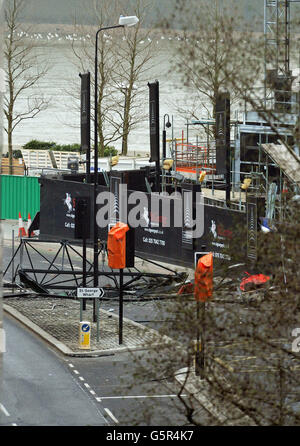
[18,212,26,237]
[27,212,34,237]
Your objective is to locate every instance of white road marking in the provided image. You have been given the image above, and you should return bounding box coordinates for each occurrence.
[67,364,179,424]
[104,408,119,424]
[97,394,187,400]
[0,404,10,417]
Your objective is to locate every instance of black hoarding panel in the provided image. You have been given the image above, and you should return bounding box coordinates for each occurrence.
[195,205,247,264]
[38,177,247,268]
[216,93,230,175]
[74,197,90,239]
[39,178,94,242]
[148,81,160,163]
[125,227,135,268]
[126,190,183,264]
[110,170,147,192]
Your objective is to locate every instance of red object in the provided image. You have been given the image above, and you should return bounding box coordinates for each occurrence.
[282,181,288,194]
[27,212,34,237]
[194,253,213,302]
[177,282,194,295]
[18,212,26,237]
[240,272,270,291]
[107,222,129,269]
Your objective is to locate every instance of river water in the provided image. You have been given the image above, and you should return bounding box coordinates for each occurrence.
[4,31,203,156]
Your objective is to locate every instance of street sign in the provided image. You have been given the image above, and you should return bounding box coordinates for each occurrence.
[77,287,104,298]
[79,320,91,349]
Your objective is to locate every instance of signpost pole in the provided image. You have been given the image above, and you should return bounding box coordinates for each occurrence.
[80,298,83,322]
[96,298,100,342]
[119,268,124,345]
[82,233,87,311]
[195,301,206,379]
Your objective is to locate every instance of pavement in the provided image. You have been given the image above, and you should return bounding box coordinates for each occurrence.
[3,297,172,357]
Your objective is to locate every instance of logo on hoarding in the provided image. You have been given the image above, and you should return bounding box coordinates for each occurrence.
[64,193,74,212]
[142,207,150,226]
[210,219,232,240]
[63,193,75,228]
[210,220,217,238]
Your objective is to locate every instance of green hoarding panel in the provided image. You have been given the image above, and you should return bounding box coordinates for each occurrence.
[0,175,40,220]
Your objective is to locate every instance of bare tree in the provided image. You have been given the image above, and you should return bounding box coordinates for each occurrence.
[112,0,156,156]
[69,0,157,157]
[3,0,49,174]
[167,0,248,139]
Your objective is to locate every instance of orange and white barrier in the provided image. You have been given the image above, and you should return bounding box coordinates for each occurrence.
[27,212,35,237]
[18,212,26,237]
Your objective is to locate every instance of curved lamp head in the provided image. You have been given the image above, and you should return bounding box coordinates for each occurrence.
[119,15,139,27]
[164,114,171,128]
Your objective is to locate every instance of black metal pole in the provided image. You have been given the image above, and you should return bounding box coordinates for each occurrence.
[82,233,86,311]
[195,301,201,376]
[195,300,205,379]
[200,301,205,379]
[86,72,91,184]
[162,129,166,160]
[86,142,91,184]
[226,152,231,205]
[119,268,124,344]
[156,160,160,192]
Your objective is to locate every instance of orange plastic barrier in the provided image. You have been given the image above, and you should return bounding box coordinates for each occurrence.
[194,253,213,302]
[240,272,270,291]
[107,222,129,269]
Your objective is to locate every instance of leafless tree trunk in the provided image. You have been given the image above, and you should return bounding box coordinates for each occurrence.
[3,0,49,174]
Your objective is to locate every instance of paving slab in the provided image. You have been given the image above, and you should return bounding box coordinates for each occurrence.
[3,296,172,356]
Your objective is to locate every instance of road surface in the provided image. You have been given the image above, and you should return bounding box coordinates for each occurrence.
[0,315,108,426]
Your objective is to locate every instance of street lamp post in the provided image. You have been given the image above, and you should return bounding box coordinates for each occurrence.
[162,113,171,159]
[162,114,171,191]
[93,16,139,320]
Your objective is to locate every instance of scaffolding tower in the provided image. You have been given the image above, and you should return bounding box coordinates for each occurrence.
[264,0,300,111]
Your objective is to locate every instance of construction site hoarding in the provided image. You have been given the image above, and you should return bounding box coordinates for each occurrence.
[39,177,248,268]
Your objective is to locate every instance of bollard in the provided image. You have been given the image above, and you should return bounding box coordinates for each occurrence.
[79,321,91,350]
